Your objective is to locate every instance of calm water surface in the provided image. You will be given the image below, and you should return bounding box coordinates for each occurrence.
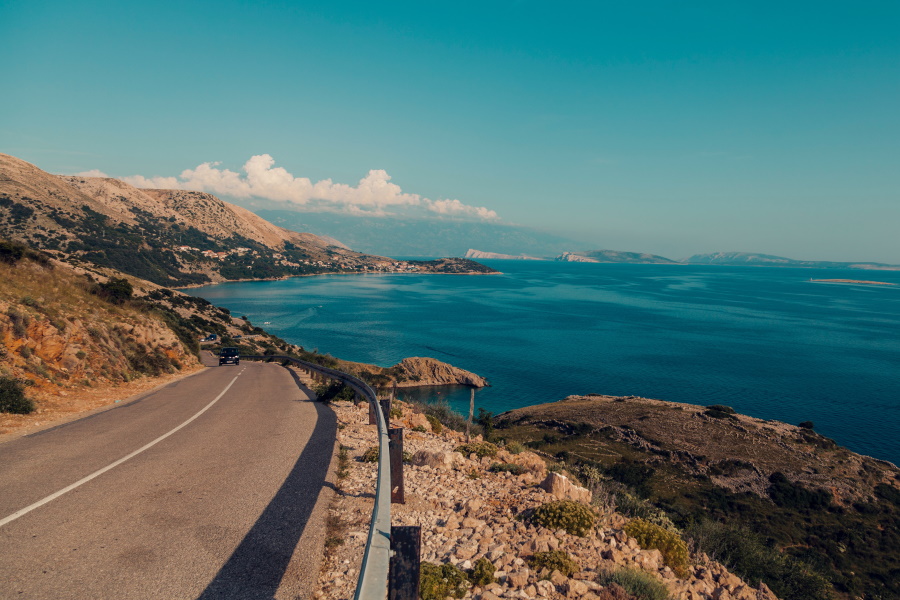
[188,262,900,463]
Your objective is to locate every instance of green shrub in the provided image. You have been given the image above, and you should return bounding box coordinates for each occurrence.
[412,424,427,433]
[614,492,680,533]
[529,499,596,536]
[476,407,494,440]
[596,569,670,600]
[92,277,134,305]
[506,441,525,454]
[313,381,355,404]
[875,483,900,506]
[0,239,26,264]
[798,421,815,429]
[766,472,831,510]
[456,441,498,458]
[624,518,690,578]
[362,446,380,463]
[467,557,496,586]
[425,414,442,434]
[704,408,737,420]
[528,550,579,577]
[361,446,410,463]
[0,376,34,414]
[7,308,29,338]
[705,404,736,414]
[390,406,403,418]
[419,562,469,600]
[608,461,656,495]
[489,462,525,475]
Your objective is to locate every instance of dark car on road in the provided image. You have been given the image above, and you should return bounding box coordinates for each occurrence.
[218,347,240,366]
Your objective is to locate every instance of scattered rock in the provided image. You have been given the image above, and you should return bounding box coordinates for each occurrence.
[539,472,592,503]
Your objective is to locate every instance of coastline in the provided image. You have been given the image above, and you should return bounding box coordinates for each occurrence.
[176,268,503,290]
[810,278,896,285]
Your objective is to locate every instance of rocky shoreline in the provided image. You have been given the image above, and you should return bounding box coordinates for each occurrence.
[315,395,779,600]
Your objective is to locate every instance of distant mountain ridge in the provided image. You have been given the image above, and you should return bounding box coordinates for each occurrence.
[465,249,546,260]
[464,245,900,270]
[557,249,679,264]
[253,209,583,257]
[685,251,900,270]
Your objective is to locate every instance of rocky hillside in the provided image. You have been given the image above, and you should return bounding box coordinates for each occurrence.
[556,250,680,265]
[0,154,497,286]
[0,243,202,433]
[494,395,900,600]
[317,396,781,600]
[394,357,488,388]
[466,249,547,261]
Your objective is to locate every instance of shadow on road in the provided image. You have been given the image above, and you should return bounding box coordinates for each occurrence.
[196,394,336,600]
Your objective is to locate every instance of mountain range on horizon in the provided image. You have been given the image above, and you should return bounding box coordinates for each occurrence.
[462,248,900,271]
[248,207,898,270]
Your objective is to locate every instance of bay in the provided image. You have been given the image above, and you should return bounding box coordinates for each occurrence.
[187,261,900,464]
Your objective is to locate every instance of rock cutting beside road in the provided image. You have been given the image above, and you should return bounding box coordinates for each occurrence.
[316,399,779,600]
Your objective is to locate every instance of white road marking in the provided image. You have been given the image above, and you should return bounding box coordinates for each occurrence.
[0,374,241,529]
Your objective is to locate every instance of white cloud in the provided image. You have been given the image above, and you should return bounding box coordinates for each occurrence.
[121,154,499,220]
[72,169,109,177]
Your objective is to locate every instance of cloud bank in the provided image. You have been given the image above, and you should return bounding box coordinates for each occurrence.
[73,169,110,178]
[121,155,498,220]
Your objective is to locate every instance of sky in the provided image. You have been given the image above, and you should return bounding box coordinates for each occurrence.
[2,1,898,262]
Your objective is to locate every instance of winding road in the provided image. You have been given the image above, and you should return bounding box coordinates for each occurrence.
[0,355,336,599]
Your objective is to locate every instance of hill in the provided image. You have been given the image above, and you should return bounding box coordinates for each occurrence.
[0,154,496,287]
[494,394,900,600]
[465,249,548,260]
[556,250,680,264]
[686,252,900,271]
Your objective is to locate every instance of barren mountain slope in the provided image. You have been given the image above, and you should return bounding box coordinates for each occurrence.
[1,154,496,286]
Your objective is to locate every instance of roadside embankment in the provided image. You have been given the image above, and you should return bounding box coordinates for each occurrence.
[316,399,779,600]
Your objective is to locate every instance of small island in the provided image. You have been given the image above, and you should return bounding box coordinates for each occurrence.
[810,278,896,286]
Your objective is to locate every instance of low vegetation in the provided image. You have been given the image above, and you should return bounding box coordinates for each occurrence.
[455,441,498,458]
[419,563,469,600]
[596,568,671,600]
[528,499,596,537]
[466,557,496,586]
[527,550,580,577]
[623,518,690,578]
[0,376,34,414]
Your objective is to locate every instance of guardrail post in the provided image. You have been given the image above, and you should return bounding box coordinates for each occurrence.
[389,525,420,600]
[369,401,376,425]
[380,398,391,425]
[388,428,405,504]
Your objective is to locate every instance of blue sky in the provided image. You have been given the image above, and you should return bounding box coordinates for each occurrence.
[2,1,898,261]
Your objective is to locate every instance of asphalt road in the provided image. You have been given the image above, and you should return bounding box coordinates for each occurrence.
[0,356,336,599]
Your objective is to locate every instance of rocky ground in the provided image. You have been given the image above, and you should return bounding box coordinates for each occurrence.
[315,397,780,600]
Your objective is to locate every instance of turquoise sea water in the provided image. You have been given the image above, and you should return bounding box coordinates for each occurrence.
[188,261,900,464]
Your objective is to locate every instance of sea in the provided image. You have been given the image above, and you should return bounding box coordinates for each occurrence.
[186,261,900,465]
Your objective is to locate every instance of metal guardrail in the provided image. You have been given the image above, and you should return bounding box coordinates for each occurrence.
[241,355,391,600]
